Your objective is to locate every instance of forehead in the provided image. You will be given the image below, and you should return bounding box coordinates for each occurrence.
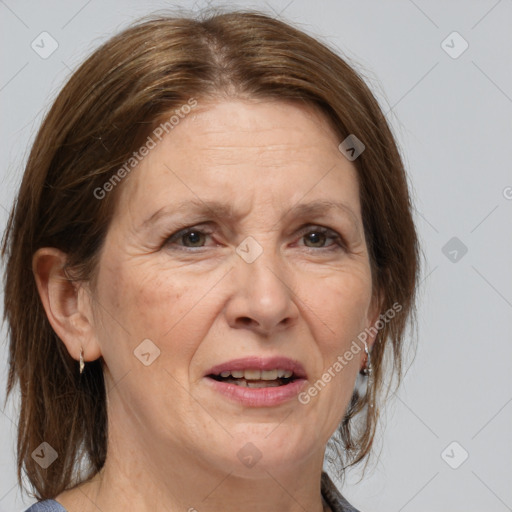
[115,99,361,224]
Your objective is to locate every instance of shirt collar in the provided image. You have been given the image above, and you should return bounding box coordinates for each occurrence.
[321,471,361,512]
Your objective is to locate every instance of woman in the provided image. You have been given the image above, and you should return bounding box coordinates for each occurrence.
[2,9,419,512]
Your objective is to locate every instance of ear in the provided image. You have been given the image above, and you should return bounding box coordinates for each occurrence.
[32,247,102,364]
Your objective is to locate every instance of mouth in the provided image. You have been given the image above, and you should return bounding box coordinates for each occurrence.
[204,356,307,407]
[207,368,297,388]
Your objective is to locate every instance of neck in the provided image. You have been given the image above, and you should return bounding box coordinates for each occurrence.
[78,455,329,512]
[88,457,328,512]
[62,402,328,512]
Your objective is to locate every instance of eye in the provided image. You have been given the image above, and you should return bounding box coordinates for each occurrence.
[163,226,214,249]
[162,224,346,252]
[297,226,345,251]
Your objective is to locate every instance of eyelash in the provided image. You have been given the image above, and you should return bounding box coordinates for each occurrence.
[163,225,346,252]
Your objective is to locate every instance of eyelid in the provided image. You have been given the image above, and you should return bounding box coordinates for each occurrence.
[164,224,215,247]
[295,224,346,250]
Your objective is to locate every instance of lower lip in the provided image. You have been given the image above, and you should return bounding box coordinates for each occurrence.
[204,377,307,407]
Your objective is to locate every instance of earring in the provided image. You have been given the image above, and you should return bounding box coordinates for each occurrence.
[360,339,372,377]
[359,339,374,408]
[79,347,85,374]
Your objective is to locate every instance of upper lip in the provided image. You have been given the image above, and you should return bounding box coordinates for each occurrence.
[205,356,307,379]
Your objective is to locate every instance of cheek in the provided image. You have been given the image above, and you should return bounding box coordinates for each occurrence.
[111,263,220,372]
[98,256,191,332]
[309,266,373,348]
[305,272,371,426]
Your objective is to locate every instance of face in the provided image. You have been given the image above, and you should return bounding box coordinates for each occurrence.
[87,98,378,477]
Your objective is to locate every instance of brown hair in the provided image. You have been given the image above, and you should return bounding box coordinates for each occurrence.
[2,8,420,499]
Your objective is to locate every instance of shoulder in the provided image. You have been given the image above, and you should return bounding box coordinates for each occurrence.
[321,471,362,512]
[24,499,68,512]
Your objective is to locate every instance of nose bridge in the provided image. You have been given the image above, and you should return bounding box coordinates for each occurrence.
[237,234,287,297]
[228,233,298,333]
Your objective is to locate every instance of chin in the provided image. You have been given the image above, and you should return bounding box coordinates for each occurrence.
[223,429,314,472]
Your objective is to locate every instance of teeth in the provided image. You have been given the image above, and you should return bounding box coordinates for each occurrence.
[246,380,281,388]
[225,379,282,388]
[244,369,261,380]
[217,369,294,380]
[261,370,278,380]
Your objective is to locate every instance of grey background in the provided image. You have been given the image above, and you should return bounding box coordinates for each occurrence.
[1,1,511,511]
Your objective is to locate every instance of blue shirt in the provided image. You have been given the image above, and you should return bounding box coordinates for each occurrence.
[24,501,66,512]
[24,471,361,512]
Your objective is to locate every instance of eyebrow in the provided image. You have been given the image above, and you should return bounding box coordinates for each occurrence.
[139,198,360,231]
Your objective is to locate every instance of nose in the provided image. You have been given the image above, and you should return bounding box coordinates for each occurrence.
[224,248,299,337]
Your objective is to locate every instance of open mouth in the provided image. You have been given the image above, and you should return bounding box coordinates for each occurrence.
[208,369,297,388]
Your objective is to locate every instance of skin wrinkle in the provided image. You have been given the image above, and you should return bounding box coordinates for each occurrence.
[54,98,380,512]
[138,199,363,240]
